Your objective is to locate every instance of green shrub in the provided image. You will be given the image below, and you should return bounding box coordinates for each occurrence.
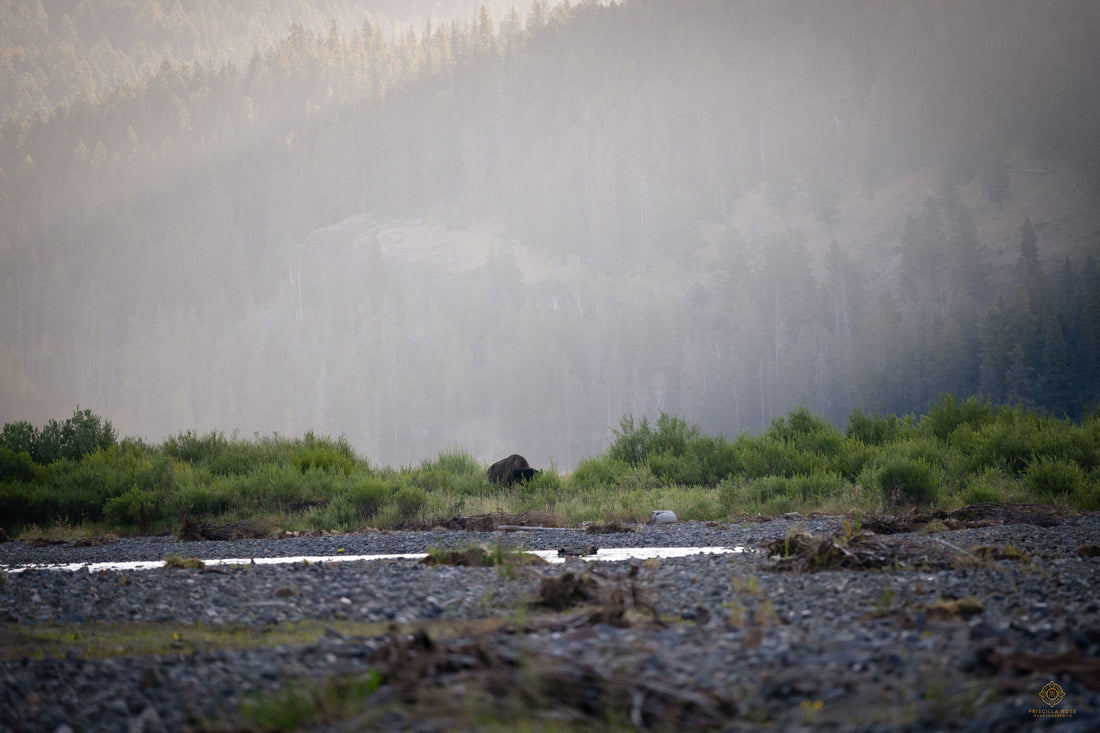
[409,448,489,494]
[344,478,389,520]
[27,442,169,526]
[923,394,993,441]
[307,495,360,530]
[649,413,698,457]
[0,448,38,482]
[1078,471,1100,512]
[170,480,234,518]
[958,395,995,428]
[723,472,850,514]
[607,415,740,486]
[735,434,817,478]
[716,477,742,514]
[134,454,174,494]
[512,468,564,510]
[732,408,852,481]
[945,422,981,459]
[222,464,335,513]
[43,454,130,523]
[904,437,946,469]
[733,475,800,515]
[569,455,619,489]
[875,456,938,506]
[784,406,829,436]
[182,432,309,477]
[8,401,1097,535]
[292,444,355,475]
[206,437,275,476]
[0,421,38,456]
[793,472,850,503]
[291,432,357,474]
[689,433,741,485]
[33,419,64,465]
[769,406,845,456]
[0,482,34,529]
[647,449,691,486]
[1023,456,1087,503]
[608,414,652,465]
[725,475,782,506]
[423,446,482,476]
[967,418,1035,475]
[644,434,738,487]
[961,467,1020,505]
[961,483,1006,505]
[846,407,900,446]
[609,412,699,465]
[937,443,973,495]
[60,408,118,460]
[615,462,661,490]
[1032,422,1099,471]
[834,438,878,481]
[2,409,116,465]
[526,467,563,492]
[163,430,229,465]
[669,485,721,521]
[103,486,161,530]
[393,484,426,521]
[410,465,458,493]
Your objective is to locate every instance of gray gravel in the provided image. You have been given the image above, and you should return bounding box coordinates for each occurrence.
[2,515,1099,731]
[0,516,845,565]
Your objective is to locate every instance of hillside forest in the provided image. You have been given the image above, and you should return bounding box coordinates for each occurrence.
[2,0,1100,470]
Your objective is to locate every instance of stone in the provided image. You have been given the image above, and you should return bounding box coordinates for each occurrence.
[648,510,678,525]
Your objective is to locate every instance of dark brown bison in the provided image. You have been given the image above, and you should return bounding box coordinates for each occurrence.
[488,454,539,485]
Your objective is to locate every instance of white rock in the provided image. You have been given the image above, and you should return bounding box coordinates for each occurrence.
[648,510,678,525]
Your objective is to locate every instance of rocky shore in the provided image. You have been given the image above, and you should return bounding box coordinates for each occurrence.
[2,512,1099,731]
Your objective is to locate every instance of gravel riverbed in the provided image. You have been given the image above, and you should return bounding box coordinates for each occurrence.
[2,514,1099,731]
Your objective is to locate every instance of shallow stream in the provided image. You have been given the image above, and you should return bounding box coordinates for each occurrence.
[1,545,743,574]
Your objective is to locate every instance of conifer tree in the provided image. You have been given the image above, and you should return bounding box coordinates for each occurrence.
[979,302,1006,403]
[1004,342,1033,406]
[1078,262,1100,406]
[1038,303,1071,414]
[1016,217,1039,282]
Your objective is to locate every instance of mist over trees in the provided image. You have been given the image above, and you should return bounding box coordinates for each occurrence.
[2,0,1099,469]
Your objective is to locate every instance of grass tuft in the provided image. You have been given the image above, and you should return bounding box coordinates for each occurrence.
[163,554,206,569]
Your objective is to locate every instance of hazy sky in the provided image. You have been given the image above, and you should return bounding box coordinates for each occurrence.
[3,0,1099,469]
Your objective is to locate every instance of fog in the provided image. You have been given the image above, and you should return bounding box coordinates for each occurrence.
[3,0,1099,470]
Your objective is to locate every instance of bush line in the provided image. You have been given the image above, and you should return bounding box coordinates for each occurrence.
[1,395,1097,536]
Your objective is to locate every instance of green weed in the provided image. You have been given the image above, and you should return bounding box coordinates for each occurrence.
[163,554,206,569]
[239,671,383,731]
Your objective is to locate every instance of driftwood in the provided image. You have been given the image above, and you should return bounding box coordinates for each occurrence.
[863,502,1074,535]
[177,514,271,541]
[584,520,637,534]
[977,645,1100,692]
[396,510,568,532]
[763,530,973,573]
[70,533,119,547]
[366,621,730,729]
[21,537,67,548]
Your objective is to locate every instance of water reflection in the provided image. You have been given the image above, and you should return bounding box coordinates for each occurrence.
[1,546,743,574]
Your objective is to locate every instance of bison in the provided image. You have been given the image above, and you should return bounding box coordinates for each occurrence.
[488,454,539,485]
